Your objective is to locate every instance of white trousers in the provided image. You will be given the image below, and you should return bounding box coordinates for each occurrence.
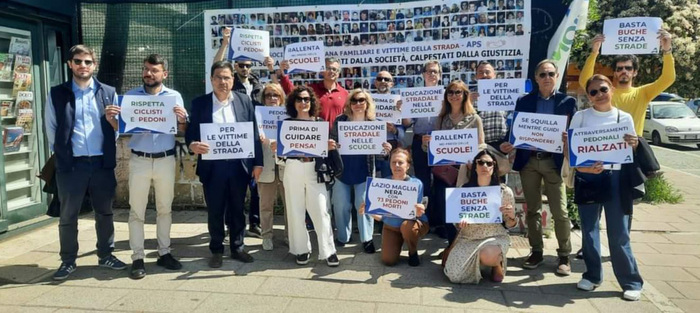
[128,154,175,260]
[283,159,336,259]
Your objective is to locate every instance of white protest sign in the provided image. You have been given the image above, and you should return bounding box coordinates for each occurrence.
[284,41,325,74]
[372,93,402,124]
[337,121,387,155]
[119,95,177,134]
[229,28,270,62]
[568,122,635,167]
[365,177,420,220]
[428,128,479,165]
[509,112,567,153]
[277,120,329,157]
[255,106,288,140]
[445,186,502,224]
[400,86,443,118]
[200,122,255,160]
[601,17,663,55]
[477,79,526,112]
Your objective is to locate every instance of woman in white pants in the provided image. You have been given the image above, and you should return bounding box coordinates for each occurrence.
[273,86,339,266]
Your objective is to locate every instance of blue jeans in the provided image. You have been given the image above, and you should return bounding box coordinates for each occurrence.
[332,180,374,243]
[578,170,643,291]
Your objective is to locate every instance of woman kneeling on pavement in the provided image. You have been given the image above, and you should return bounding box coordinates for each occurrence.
[272,86,339,267]
[443,150,516,284]
[360,148,429,266]
[570,74,644,301]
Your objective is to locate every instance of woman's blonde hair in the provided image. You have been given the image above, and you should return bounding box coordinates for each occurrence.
[262,83,286,106]
[343,88,376,120]
[438,80,475,124]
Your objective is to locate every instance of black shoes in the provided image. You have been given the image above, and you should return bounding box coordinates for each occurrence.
[130,259,146,279]
[231,250,254,263]
[363,241,376,254]
[523,251,544,269]
[157,253,183,270]
[209,253,223,268]
[326,253,340,267]
[408,252,420,266]
[296,253,310,265]
[246,224,263,238]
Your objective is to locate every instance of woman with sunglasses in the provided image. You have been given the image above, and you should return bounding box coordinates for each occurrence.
[272,86,340,267]
[330,89,392,253]
[569,74,643,301]
[359,148,429,266]
[444,150,516,283]
[422,80,484,242]
[258,84,288,251]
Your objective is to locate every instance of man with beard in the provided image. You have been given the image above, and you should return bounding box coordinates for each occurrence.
[45,45,124,280]
[125,54,188,279]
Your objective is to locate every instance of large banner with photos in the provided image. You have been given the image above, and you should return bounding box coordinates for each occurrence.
[204,0,531,93]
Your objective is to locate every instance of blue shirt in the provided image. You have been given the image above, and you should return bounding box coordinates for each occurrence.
[45,79,119,156]
[382,176,428,228]
[339,154,369,185]
[410,117,436,135]
[535,92,555,115]
[125,85,185,153]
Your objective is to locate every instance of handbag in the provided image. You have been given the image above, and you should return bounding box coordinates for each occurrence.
[574,171,612,205]
[431,165,459,186]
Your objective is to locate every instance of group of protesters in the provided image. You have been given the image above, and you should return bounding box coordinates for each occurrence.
[46,20,675,302]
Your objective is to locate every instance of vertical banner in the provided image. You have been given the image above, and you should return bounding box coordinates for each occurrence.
[119,95,177,134]
[284,41,326,74]
[476,79,526,112]
[428,128,479,165]
[601,17,663,55]
[337,121,387,155]
[372,93,402,124]
[547,0,589,89]
[228,28,270,62]
[200,122,256,160]
[277,120,329,157]
[509,112,567,153]
[365,177,420,219]
[255,106,288,140]
[445,186,502,224]
[568,122,635,167]
[400,86,443,118]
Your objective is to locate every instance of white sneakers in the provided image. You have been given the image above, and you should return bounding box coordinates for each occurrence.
[623,289,642,301]
[577,279,642,301]
[576,278,600,291]
[262,238,274,251]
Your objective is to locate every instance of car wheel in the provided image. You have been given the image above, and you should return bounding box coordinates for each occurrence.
[651,131,662,146]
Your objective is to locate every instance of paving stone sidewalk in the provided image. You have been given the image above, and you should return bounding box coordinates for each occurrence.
[0,166,698,312]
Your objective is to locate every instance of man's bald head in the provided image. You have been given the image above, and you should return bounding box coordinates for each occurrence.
[375,70,394,93]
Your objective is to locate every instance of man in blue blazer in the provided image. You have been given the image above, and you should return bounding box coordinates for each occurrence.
[500,60,577,276]
[185,61,263,268]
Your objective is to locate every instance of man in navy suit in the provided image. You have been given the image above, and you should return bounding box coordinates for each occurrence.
[500,59,577,276]
[185,61,263,268]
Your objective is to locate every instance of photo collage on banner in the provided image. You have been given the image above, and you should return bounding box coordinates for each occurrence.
[204,0,531,93]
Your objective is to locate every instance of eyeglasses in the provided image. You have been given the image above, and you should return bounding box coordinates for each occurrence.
[237,63,252,69]
[376,77,392,82]
[615,65,634,72]
[537,71,556,78]
[476,159,494,167]
[588,86,610,97]
[350,97,367,104]
[71,59,94,66]
[264,93,280,99]
[295,97,311,103]
[424,69,440,75]
[447,90,463,96]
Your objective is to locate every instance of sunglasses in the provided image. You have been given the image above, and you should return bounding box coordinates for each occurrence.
[71,59,94,66]
[350,97,367,105]
[447,90,463,96]
[237,63,252,69]
[376,77,392,82]
[537,71,556,78]
[476,159,494,167]
[264,93,280,99]
[295,97,311,103]
[615,65,634,72]
[588,86,610,97]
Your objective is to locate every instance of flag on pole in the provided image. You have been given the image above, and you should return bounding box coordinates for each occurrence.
[547,0,589,89]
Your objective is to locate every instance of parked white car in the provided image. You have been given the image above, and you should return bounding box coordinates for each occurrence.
[644,101,700,148]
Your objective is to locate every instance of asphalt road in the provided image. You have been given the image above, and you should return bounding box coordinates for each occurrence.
[651,143,700,177]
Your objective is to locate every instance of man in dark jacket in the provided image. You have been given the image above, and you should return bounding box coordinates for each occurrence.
[500,59,577,276]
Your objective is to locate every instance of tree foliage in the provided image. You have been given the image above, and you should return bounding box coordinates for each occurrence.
[570,0,700,97]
